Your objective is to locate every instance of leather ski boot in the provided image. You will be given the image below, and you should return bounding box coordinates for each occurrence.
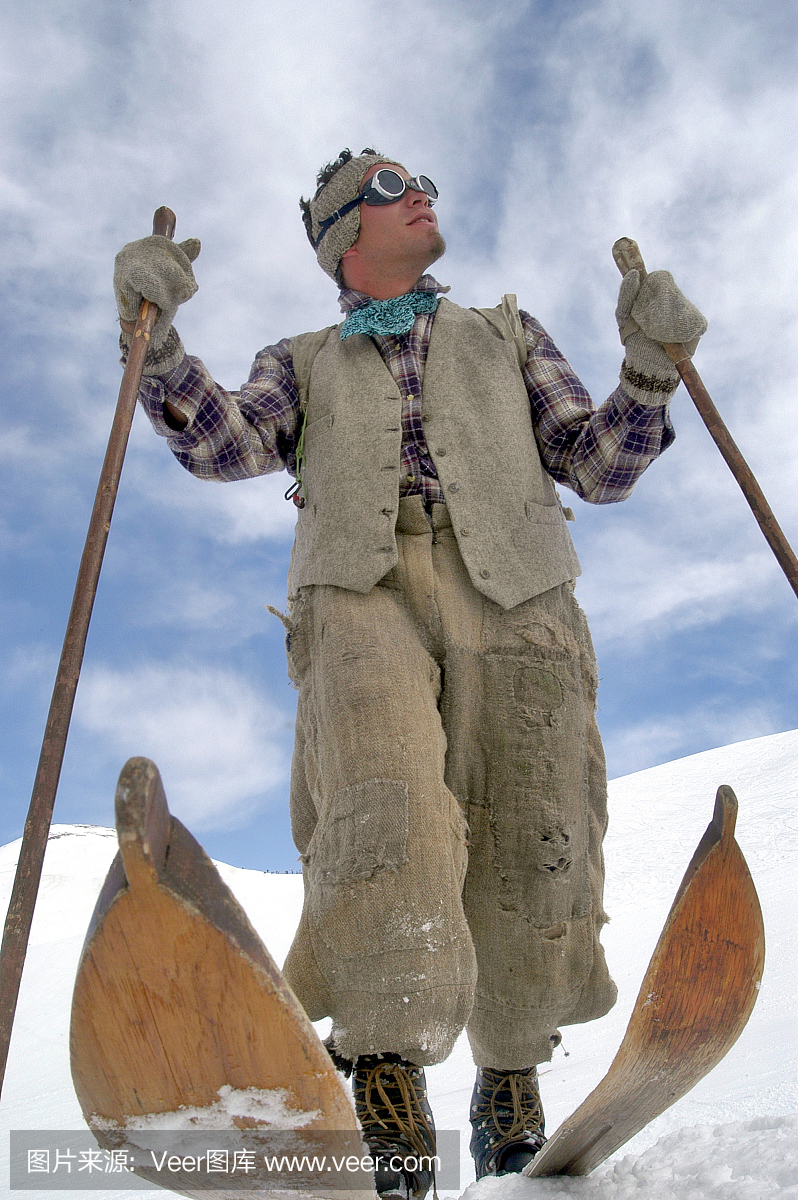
[352,1053,437,1199]
[469,1066,546,1178]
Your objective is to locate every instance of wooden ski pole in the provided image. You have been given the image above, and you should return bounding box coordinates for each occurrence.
[613,237,798,602]
[0,207,177,1100]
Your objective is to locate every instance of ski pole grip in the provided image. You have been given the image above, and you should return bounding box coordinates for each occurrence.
[132,208,177,334]
[152,206,177,239]
[612,236,647,280]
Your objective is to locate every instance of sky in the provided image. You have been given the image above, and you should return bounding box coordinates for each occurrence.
[1,0,797,870]
[2,729,796,1195]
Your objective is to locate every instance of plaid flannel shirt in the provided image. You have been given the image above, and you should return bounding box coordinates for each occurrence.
[137,275,675,506]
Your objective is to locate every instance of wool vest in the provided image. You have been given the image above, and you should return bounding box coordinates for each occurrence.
[287,297,581,610]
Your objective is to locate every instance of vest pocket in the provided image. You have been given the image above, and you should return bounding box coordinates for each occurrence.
[523,497,562,521]
[302,412,335,443]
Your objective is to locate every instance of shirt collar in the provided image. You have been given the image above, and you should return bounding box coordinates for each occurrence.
[338,275,450,315]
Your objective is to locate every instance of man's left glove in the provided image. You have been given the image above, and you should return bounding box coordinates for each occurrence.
[616,270,707,405]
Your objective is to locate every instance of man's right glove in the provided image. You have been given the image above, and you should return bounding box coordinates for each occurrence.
[114,234,201,373]
[616,269,707,405]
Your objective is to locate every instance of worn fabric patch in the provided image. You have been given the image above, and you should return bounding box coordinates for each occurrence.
[455,645,592,929]
[306,779,409,886]
[512,663,565,726]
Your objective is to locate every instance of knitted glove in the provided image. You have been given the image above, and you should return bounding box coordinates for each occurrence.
[114,233,201,361]
[616,269,707,405]
[118,325,188,378]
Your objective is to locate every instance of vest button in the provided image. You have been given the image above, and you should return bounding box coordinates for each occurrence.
[449,482,459,493]
[460,528,470,536]
[480,568,490,579]
[436,448,447,456]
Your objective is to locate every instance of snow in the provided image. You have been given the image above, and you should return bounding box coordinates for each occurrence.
[92,1085,320,1132]
[1,729,797,1198]
[463,1117,798,1198]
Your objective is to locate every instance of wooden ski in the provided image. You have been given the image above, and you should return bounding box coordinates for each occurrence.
[70,764,764,1191]
[70,757,371,1198]
[525,784,765,1177]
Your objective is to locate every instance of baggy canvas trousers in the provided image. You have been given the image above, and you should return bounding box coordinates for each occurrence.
[282,497,617,1069]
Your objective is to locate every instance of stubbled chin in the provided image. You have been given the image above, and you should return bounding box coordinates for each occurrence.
[428,233,446,262]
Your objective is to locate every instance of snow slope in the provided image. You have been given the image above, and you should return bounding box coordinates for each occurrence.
[1,729,796,1198]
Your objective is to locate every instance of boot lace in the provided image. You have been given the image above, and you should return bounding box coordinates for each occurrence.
[355,1056,437,1198]
[470,1067,545,1173]
[357,1058,435,1161]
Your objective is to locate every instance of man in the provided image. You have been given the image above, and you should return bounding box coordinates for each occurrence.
[114,148,706,1198]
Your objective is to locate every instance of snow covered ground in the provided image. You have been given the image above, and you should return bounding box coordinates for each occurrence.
[1,729,796,1198]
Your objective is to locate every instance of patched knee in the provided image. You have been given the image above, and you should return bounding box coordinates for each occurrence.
[306,779,409,886]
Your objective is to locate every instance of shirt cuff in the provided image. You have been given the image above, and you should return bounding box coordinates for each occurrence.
[613,384,676,443]
[137,355,203,439]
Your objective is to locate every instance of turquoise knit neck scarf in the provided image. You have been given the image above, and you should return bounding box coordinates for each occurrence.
[340,290,440,340]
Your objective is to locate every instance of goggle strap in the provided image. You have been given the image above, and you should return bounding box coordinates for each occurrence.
[313,193,368,248]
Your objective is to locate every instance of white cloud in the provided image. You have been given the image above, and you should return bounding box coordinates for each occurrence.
[74,662,292,831]
[575,520,783,645]
[125,441,299,546]
[604,701,787,779]
[1,644,58,697]
[3,0,797,865]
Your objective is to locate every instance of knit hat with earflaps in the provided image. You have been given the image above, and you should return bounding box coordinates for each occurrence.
[301,149,406,282]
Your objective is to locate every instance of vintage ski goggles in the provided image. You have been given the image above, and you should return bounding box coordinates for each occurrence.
[361,169,438,205]
[313,169,438,247]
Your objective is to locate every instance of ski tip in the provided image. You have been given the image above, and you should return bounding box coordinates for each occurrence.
[115,758,171,892]
[671,784,740,910]
[713,784,739,844]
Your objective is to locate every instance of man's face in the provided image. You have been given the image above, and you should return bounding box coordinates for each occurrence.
[341,163,446,285]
